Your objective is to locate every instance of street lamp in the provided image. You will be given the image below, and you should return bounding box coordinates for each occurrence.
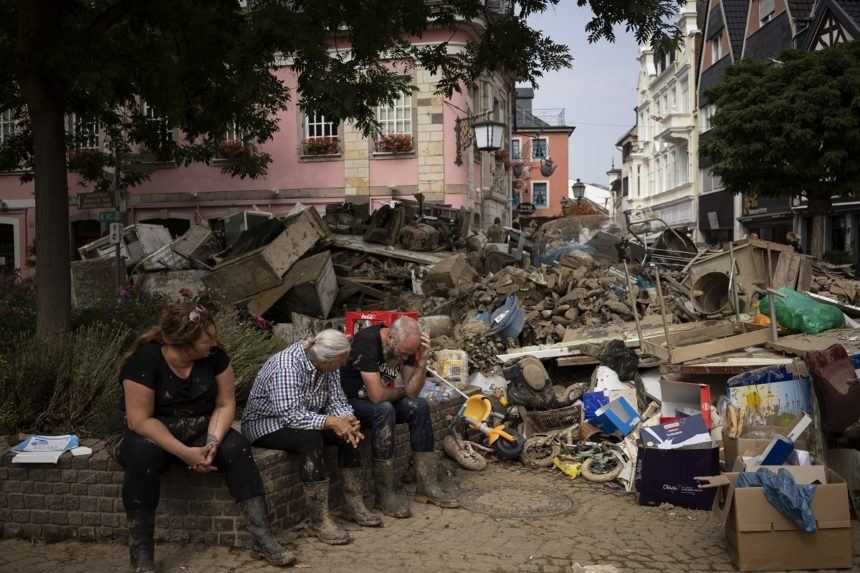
[472,119,506,152]
[572,178,586,202]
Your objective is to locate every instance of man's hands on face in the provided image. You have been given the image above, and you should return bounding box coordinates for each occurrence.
[415,333,431,365]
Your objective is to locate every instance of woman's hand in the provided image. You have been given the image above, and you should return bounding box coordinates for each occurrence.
[180,446,218,472]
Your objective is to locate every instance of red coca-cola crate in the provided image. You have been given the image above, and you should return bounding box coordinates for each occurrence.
[344,310,419,338]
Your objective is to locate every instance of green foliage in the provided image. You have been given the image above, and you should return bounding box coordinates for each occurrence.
[0,323,130,436]
[0,273,37,353]
[701,42,860,205]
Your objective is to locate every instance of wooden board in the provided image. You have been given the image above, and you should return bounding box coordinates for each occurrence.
[497,320,721,363]
[641,322,772,364]
[797,256,814,291]
[204,208,326,302]
[330,235,446,265]
[767,328,860,358]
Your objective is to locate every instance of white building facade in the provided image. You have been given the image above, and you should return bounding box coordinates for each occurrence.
[623,1,701,240]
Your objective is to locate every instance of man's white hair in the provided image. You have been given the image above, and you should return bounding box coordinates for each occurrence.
[389,316,421,346]
[308,329,351,361]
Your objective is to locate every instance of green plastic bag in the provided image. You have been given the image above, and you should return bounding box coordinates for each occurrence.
[760,287,845,335]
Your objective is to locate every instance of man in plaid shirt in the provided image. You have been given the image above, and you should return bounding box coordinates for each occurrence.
[243,330,381,546]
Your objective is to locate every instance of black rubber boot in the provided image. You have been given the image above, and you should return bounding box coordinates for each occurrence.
[373,459,412,518]
[341,467,383,527]
[126,510,156,573]
[414,451,460,508]
[239,497,297,567]
[304,481,351,545]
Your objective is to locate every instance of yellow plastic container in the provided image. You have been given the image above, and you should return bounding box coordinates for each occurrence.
[435,349,469,389]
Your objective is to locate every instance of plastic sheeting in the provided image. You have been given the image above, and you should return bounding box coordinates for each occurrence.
[736,467,818,532]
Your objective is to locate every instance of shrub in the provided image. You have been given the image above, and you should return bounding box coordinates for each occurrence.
[0,272,37,353]
[215,306,287,401]
[0,322,130,436]
[302,137,339,156]
[377,133,413,153]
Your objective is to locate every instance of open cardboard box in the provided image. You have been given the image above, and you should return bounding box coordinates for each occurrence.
[702,465,853,571]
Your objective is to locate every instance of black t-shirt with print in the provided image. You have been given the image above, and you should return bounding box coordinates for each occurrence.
[340,325,414,398]
[119,342,230,418]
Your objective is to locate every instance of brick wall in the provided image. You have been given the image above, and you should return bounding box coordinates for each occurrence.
[0,396,463,548]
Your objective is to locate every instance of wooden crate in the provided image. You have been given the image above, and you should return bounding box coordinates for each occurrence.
[203,208,329,302]
[640,321,771,364]
[247,251,338,319]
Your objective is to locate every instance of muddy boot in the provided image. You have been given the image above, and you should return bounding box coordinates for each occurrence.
[239,497,297,567]
[373,459,412,518]
[341,467,383,527]
[414,451,460,508]
[304,481,351,545]
[126,510,156,573]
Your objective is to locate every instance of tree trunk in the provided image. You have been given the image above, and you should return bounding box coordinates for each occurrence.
[807,193,831,260]
[16,0,72,336]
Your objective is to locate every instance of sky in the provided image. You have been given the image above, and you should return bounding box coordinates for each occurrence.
[526,4,641,189]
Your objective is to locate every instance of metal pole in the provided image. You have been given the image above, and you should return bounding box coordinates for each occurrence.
[623,260,644,347]
[652,264,673,361]
[729,241,740,321]
[766,249,778,341]
[112,140,122,296]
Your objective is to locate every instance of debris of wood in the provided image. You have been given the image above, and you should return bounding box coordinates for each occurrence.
[640,321,771,364]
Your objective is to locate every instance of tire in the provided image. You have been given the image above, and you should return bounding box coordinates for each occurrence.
[581,455,623,483]
[494,429,525,460]
[519,435,560,468]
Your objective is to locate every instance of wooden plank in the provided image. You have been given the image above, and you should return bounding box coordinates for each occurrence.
[330,235,445,265]
[797,256,813,291]
[556,355,600,367]
[669,327,771,364]
[772,251,793,288]
[337,277,385,299]
[641,323,772,365]
[786,253,802,289]
[767,328,860,358]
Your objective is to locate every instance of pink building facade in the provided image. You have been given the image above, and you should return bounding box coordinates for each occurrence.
[0,29,514,273]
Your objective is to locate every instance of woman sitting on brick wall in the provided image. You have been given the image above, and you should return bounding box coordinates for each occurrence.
[242,329,381,546]
[117,303,294,573]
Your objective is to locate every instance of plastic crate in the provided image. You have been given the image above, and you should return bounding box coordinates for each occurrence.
[344,310,419,338]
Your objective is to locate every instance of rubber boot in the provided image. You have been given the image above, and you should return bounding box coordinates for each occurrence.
[304,481,351,545]
[341,468,383,527]
[414,451,460,508]
[239,497,297,567]
[126,510,156,573]
[373,459,411,518]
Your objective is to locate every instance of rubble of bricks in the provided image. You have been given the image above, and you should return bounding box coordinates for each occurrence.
[0,395,463,548]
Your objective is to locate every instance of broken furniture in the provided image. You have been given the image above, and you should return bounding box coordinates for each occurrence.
[203,207,330,303]
[640,322,772,365]
[246,251,338,320]
[78,223,173,267]
[222,210,273,249]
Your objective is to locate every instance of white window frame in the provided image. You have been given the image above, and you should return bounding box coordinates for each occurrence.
[531,137,549,160]
[759,0,775,24]
[700,105,716,132]
[375,92,412,136]
[531,180,549,209]
[679,77,689,113]
[304,111,339,140]
[0,109,19,146]
[710,34,723,65]
[141,102,174,144]
[66,114,102,151]
[510,138,521,160]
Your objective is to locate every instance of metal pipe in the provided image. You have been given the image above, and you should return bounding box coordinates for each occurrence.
[729,241,740,321]
[652,264,674,361]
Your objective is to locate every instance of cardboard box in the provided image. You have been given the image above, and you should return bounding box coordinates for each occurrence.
[719,466,853,571]
[640,414,712,450]
[723,437,772,471]
[590,397,639,437]
[659,379,712,428]
[635,444,720,510]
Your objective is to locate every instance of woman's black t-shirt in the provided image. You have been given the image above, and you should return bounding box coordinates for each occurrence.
[119,342,230,418]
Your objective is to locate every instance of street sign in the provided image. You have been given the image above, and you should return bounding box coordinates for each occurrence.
[108,223,123,245]
[78,191,114,210]
[517,202,536,216]
[98,210,121,223]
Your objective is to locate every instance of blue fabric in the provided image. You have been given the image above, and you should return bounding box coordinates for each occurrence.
[736,467,818,532]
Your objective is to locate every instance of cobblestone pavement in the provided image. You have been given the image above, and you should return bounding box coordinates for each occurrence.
[1,462,858,573]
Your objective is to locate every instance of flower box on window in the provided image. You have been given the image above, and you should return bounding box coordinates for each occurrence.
[376,134,413,154]
[302,137,340,156]
[217,141,252,161]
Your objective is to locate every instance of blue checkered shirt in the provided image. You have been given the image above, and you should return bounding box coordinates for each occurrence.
[241,342,354,443]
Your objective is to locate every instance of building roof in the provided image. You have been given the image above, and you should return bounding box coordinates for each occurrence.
[615,126,637,148]
[834,0,860,29]
[515,87,535,99]
[788,0,816,19]
[722,0,750,59]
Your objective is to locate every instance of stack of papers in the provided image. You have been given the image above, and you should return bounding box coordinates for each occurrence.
[11,434,79,464]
